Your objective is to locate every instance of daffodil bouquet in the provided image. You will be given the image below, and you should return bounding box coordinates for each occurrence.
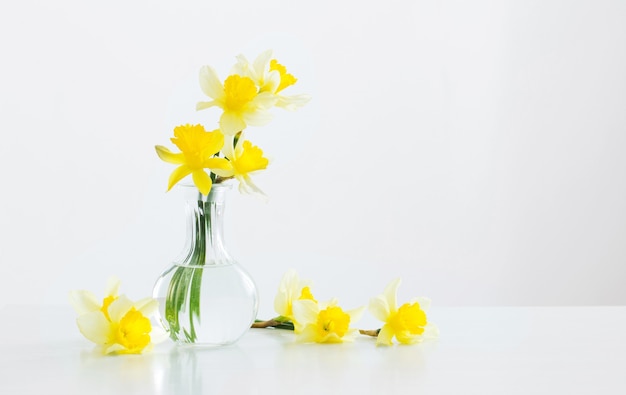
[154,50,310,344]
[156,50,310,197]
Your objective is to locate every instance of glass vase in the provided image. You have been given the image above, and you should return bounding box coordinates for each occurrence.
[153,182,259,346]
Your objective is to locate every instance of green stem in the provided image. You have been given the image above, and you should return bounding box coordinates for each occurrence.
[164,195,207,343]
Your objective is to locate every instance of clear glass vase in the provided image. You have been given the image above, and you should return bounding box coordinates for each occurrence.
[153,182,259,346]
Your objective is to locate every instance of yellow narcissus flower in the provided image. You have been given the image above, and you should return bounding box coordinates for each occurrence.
[292,299,365,343]
[196,65,277,135]
[69,278,168,355]
[155,124,232,195]
[219,136,270,196]
[233,49,311,111]
[368,278,439,346]
[273,269,317,327]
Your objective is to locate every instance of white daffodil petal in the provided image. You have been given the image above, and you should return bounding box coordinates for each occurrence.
[107,295,135,322]
[276,94,312,111]
[242,108,273,127]
[220,135,236,160]
[105,343,126,355]
[376,324,394,346]
[239,175,267,198]
[320,298,339,310]
[232,54,251,77]
[196,100,218,111]
[104,276,121,297]
[338,329,359,343]
[292,299,319,327]
[264,70,281,93]
[220,111,246,135]
[321,333,344,344]
[76,311,111,345]
[69,290,100,315]
[368,295,391,322]
[422,323,440,339]
[383,278,401,313]
[198,65,223,99]
[274,269,297,316]
[273,291,290,318]
[136,297,158,316]
[347,306,366,324]
[397,331,421,345]
[237,177,253,195]
[280,268,299,290]
[252,91,279,110]
[295,324,318,343]
[253,49,273,79]
[212,167,235,178]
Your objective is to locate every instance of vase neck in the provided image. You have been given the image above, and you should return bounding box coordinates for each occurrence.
[179,184,233,266]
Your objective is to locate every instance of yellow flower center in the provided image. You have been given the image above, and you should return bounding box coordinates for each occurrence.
[389,302,427,335]
[223,75,258,111]
[232,141,268,175]
[101,295,117,321]
[270,59,297,93]
[299,286,317,303]
[315,306,350,339]
[115,308,152,353]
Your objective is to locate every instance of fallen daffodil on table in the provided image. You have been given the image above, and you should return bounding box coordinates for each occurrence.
[254,269,365,343]
[252,269,316,331]
[292,298,365,344]
[273,269,316,322]
[69,277,167,355]
[368,278,439,346]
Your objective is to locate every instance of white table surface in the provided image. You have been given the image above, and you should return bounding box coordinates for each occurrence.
[1,305,624,394]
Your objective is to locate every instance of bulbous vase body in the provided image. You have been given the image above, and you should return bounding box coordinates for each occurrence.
[153,183,258,346]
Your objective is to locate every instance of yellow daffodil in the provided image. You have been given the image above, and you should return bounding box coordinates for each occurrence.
[70,278,167,354]
[218,135,270,196]
[292,299,365,343]
[368,278,439,346]
[155,124,232,195]
[196,65,277,135]
[273,269,317,327]
[232,49,311,111]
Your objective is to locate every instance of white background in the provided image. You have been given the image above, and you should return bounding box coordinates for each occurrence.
[1,0,625,319]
